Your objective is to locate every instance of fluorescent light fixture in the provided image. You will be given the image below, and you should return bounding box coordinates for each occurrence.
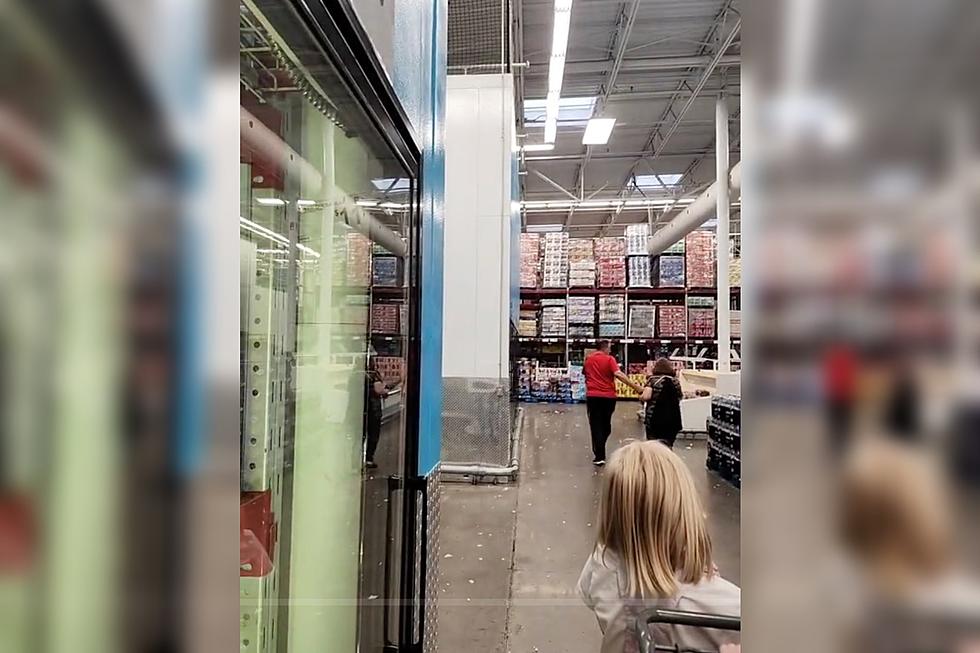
[523,96,597,125]
[379,201,402,209]
[525,224,564,233]
[544,0,573,143]
[582,118,616,145]
[371,177,411,192]
[256,197,286,206]
[296,199,316,207]
[522,143,555,152]
[240,216,320,258]
[356,199,379,207]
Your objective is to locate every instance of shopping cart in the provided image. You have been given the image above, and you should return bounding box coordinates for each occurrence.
[635,608,740,653]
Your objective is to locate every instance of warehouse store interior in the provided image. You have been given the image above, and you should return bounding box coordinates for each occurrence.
[438,1,741,651]
[239,0,741,652]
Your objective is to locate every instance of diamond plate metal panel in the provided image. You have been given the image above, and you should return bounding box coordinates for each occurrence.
[423,469,441,653]
[442,377,512,466]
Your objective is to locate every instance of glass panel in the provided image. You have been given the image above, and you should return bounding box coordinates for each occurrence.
[239,2,417,652]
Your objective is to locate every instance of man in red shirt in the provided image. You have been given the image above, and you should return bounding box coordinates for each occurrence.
[584,340,644,465]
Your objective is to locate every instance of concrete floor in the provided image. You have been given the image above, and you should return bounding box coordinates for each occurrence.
[438,403,740,653]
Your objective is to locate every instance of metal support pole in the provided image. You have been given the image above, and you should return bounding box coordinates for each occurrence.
[715,94,731,372]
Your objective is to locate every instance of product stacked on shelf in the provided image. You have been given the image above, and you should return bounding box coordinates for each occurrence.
[542,232,569,288]
[534,366,573,403]
[371,304,400,334]
[373,356,405,384]
[730,309,741,338]
[707,395,740,487]
[539,299,567,337]
[515,358,537,400]
[595,237,626,288]
[628,256,652,287]
[685,230,716,287]
[598,295,625,337]
[654,254,685,287]
[518,304,539,337]
[520,233,541,288]
[567,297,596,338]
[346,233,372,286]
[568,238,596,287]
[615,374,647,399]
[568,364,586,401]
[665,239,685,255]
[658,304,687,337]
[729,258,742,287]
[372,256,400,287]
[625,224,649,256]
[628,303,657,338]
[687,296,716,338]
[399,304,409,336]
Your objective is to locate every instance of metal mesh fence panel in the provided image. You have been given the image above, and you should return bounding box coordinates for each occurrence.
[448,0,509,70]
[442,377,513,467]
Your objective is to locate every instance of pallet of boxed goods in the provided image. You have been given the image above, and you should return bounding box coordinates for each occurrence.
[594,236,626,257]
[654,254,685,287]
[625,224,649,256]
[627,255,652,287]
[539,299,567,337]
[628,303,657,338]
[598,257,626,287]
[372,256,400,287]
[730,309,741,338]
[707,395,740,487]
[598,295,626,323]
[371,304,400,333]
[729,258,742,286]
[567,297,596,338]
[346,233,373,286]
[686,296,716,338]
[541,232,569,288]
[657,305,687,337]
[685,230,716,287]
[568,238,596,287]
[520,233,541,288]
[373,356,405,384]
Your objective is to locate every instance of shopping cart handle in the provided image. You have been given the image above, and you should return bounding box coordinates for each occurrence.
[640,608,740,631]
[636,608,740,653]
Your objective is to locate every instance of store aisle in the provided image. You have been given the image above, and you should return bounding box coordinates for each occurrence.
[438,403,740,653]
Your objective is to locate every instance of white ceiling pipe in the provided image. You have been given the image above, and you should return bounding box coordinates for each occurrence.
[646,162,741,256]
[240,107,407,257]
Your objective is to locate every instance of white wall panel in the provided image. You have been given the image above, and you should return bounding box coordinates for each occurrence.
[443,74,515,380]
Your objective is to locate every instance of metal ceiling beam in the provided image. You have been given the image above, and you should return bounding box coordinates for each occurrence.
[570,0,643,225]
[530,169,578,201]
[525,148,740,162]
[524,54,741,76]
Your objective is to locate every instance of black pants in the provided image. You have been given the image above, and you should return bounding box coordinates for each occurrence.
[365,409,382,462]
[586,396,617,461]
[646,430,678,449]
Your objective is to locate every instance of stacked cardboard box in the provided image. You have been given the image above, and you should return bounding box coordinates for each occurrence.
[655,254,685,287]
[567,297,596,338]
[598,295,625,337]
[515,358,537,400]
[729,258,742,287]
[685,230,716,287]
[371,304,400,333]
[568,238,596,287]
[628,304,657,338]
[372,256,400,287]
[346,233,372,286]
[598,257,626,287]
[595,237,626,257]
[688,308,716,338]
[730,309,741,338]
[374,356,404,384]
[625,224,650,256]
[657,305,687,337]
[542,233,569,288]
[540,299,567,337]
[628,256,652,287]
[520,233,541,288]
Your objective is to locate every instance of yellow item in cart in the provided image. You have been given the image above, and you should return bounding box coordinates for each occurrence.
[616,374,647,399]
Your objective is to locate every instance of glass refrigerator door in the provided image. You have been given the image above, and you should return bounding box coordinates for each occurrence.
[240,2,419,652]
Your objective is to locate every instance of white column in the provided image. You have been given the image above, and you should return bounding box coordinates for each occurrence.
[716,94,731,372]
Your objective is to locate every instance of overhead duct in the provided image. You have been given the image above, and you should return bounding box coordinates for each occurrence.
[647,162,741,256]
[240,107,408,257]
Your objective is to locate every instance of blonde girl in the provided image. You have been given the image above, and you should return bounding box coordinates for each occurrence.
[578,441,740,653]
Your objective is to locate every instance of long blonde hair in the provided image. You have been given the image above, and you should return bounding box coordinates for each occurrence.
[597,440,713,597]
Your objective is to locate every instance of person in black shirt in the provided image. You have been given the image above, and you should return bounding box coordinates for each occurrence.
[365,357,390,469]
[640,357,684,448]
